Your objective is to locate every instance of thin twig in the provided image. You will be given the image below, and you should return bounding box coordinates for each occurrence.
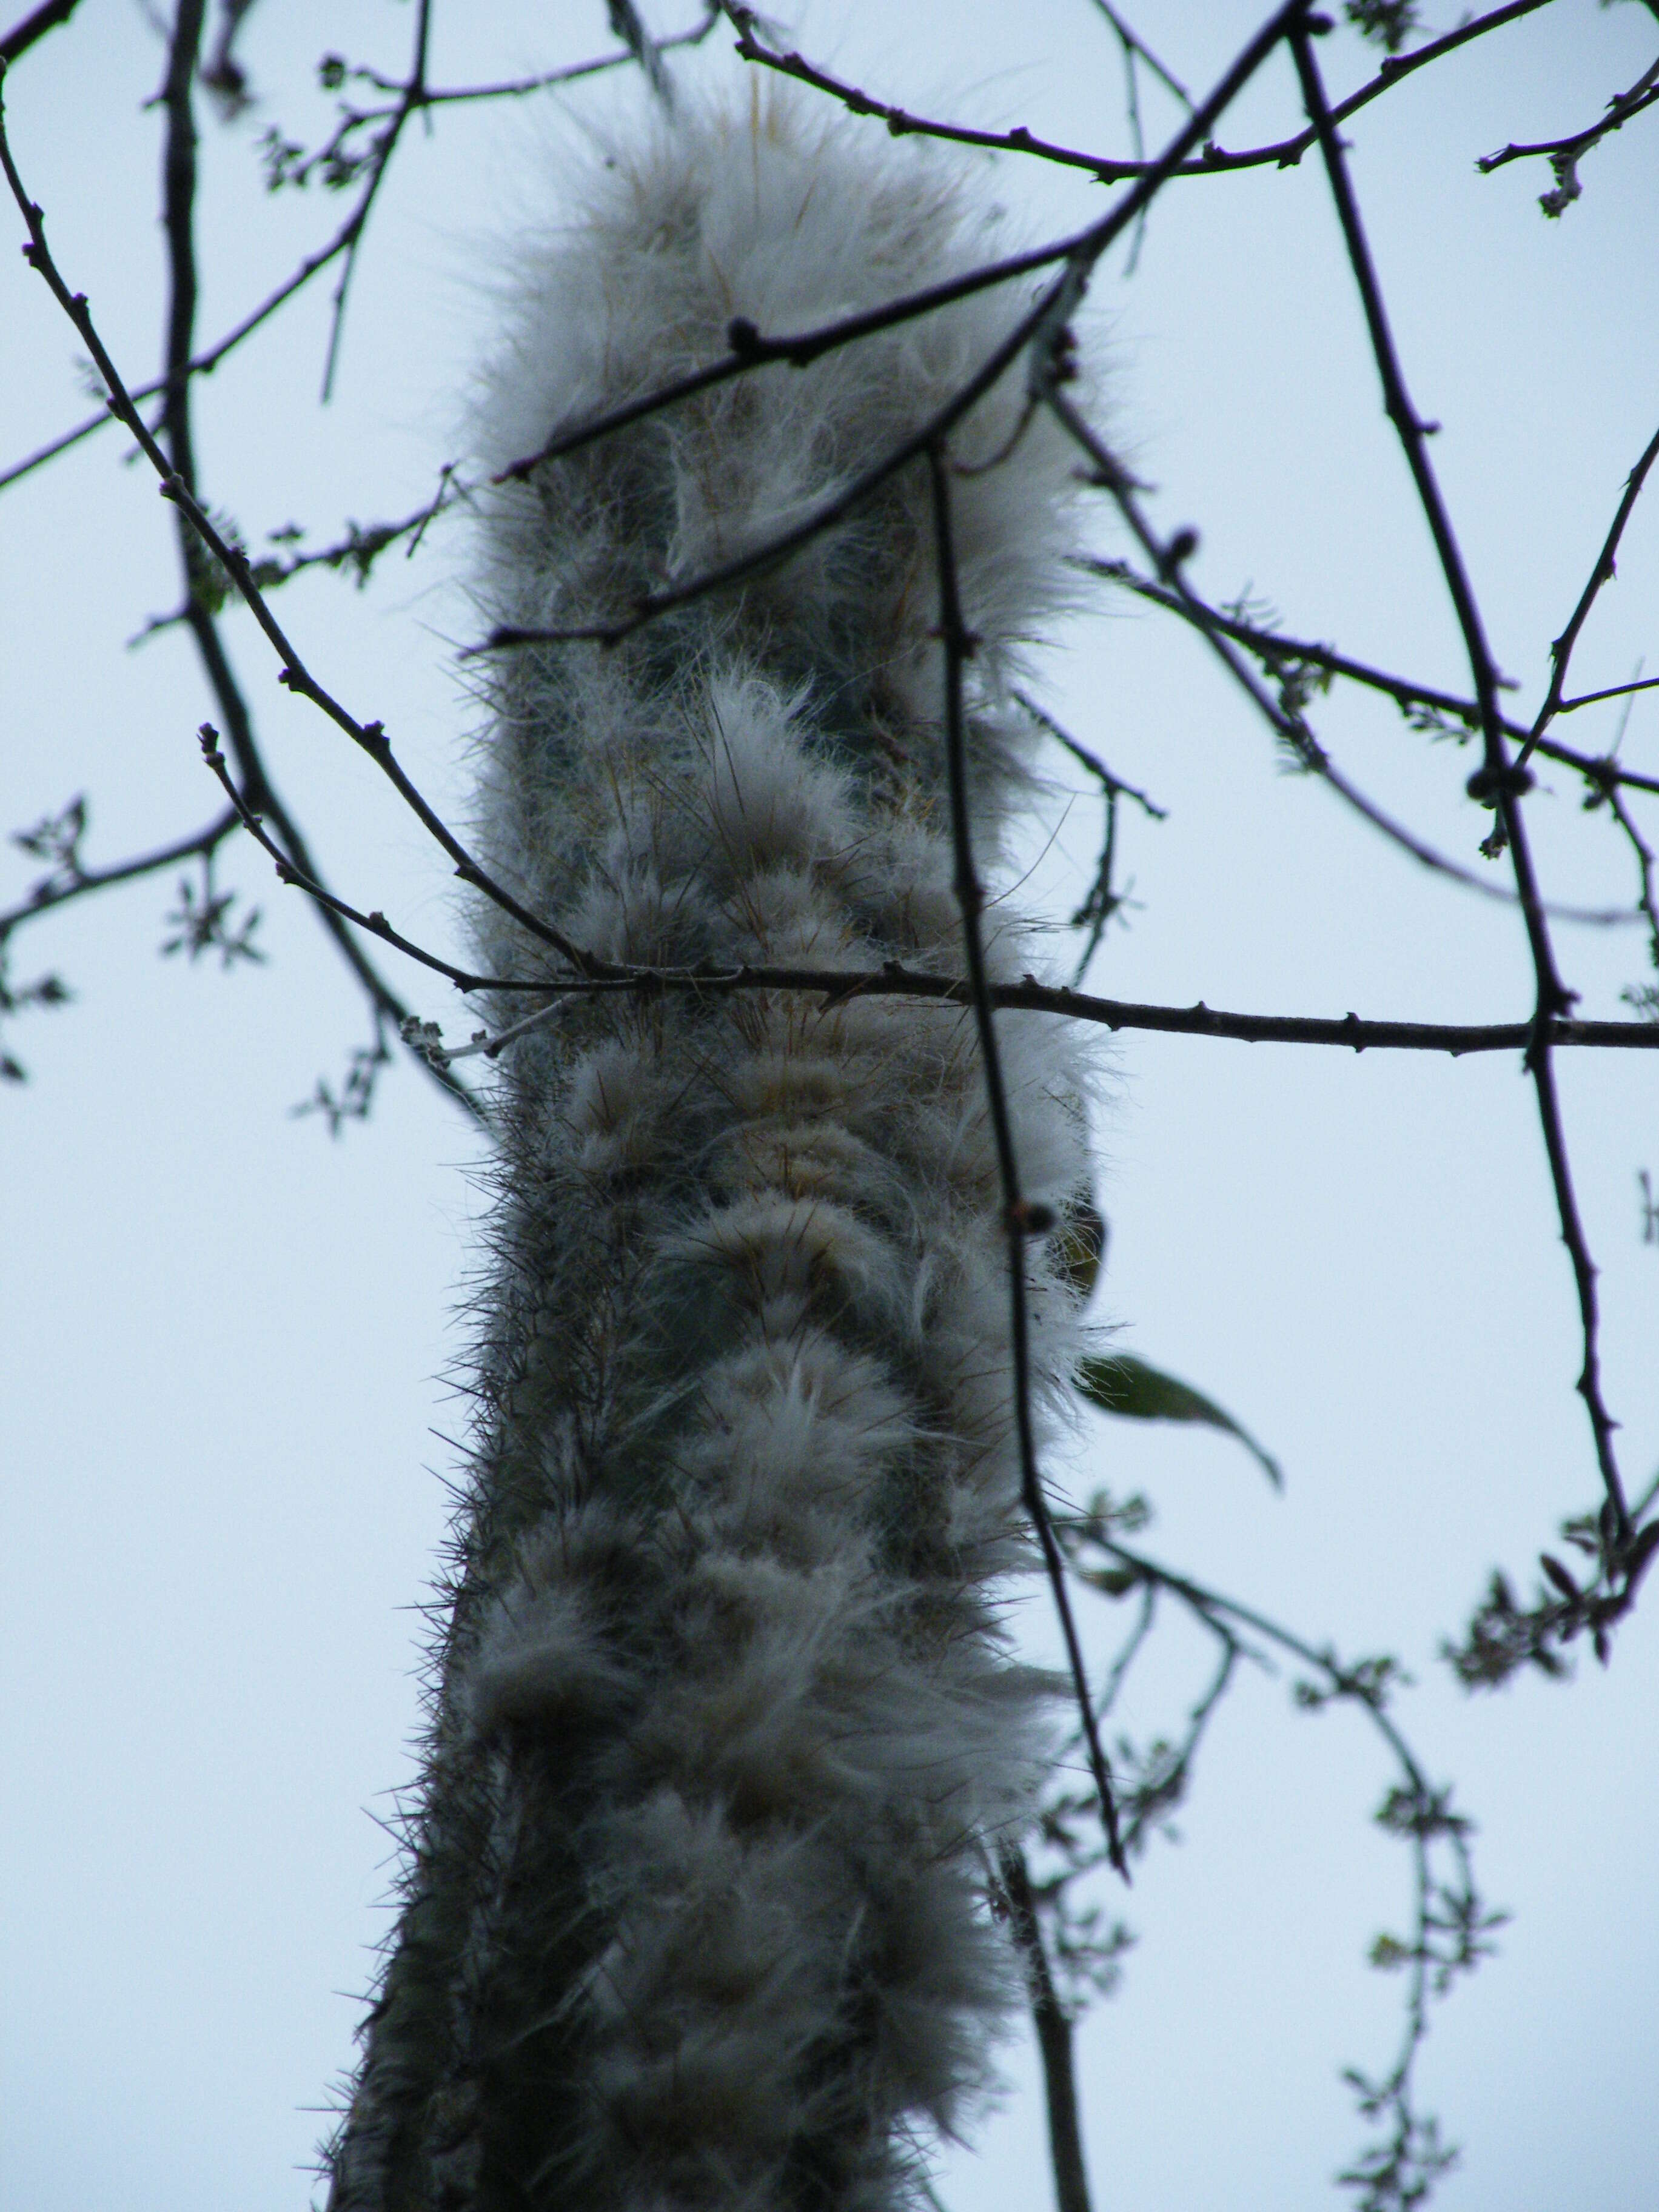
[1090,0,1190,267]
[1042,383,1623,923]
[0,805,239,939]
[1016,688,1168,977]
[208,712,1659,1052]
[1124,1634,1241,1857]
[1447,1473,1659,1686]
[1016,689,1167,820]
[1065,1517,1494,2206]
[1560,673,1659,716]
[931,442,1128,1876]
[1290,22,1629,1538]
[1476,53,1659,178]
[1088,557,1659,799]
[318,0,432,399]
[275,961,1659,1056]
[144,2,480,1127]
[0,18,717,494]
[349,8,714,106]
[722,4,1155,182]
[1193,0,1552,173]
[1518,420,1659,769]
[1604,779,1659,966]
[725,0,1549,186]
[1089,0,1193,107]
[244,468,463,595]
[411,993,572,1068]
[195,729,541,1000]
[0,99,594,987]
[997,1845,1093,2212]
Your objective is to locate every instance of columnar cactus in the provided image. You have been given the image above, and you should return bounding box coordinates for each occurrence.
[326,95,1094,2212]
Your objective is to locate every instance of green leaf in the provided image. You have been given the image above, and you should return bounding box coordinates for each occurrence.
[1075,1352,1282,1489]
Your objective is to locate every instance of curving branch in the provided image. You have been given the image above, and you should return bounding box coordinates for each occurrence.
[1476,50,1659,214]
[1292,21,1630,1546]
[930,440,1127,1877]
[200,680,1659,1063]
[198,725,1659,1057]
[720,2,1157,183]
[723,0,1553,185]
[1056,1503,1505,2212]
[1036,380,1638,927]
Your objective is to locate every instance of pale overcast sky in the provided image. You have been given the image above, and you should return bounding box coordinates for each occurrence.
[4,4,1657,2210]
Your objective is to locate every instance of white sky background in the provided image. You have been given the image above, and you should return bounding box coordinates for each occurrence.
[2,2,1657,2208]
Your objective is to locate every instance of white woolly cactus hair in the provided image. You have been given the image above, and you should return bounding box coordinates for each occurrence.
[326,90,1099,2212]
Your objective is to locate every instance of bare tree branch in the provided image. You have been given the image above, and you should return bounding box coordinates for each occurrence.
[0,0,80,65]
[146,1,482,1128]
[998,1845,1094,2212]
[0,95,597,995]
[721,2,1158,182]
[1062,1507,1503,2210]
[1561,673,1659,716]
[1292,21,1630,1543]
[0,803,240,940]
[0,12,718,493]
[930,439,1128,1878]
[721,0,1553,186]
[1476,50,1659,209]
[1518,419,1659,767]
[1089,556,1659,799]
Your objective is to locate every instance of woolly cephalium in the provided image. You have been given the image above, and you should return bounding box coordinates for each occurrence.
[326,94,1099,2212]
